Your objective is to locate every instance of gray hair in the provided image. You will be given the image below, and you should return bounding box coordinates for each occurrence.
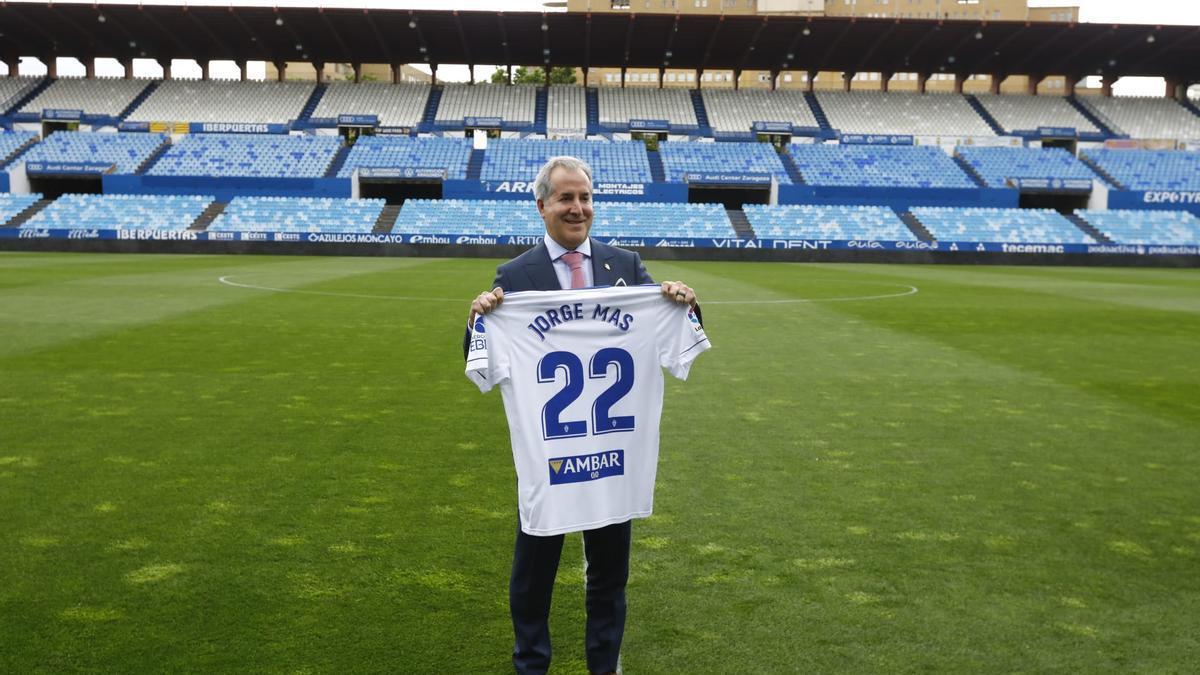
[532,156,593,202]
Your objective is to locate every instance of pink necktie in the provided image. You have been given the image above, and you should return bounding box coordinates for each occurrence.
[561,251,587,289]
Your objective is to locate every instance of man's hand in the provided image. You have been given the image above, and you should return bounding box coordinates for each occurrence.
[471,287,505,316]
[661,280,696,306]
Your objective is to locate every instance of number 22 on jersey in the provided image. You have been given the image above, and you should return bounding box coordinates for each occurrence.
[538,348,635,441]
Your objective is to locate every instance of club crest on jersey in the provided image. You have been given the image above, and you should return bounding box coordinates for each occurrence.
[687,307,703,332]
[548,450,624,485]
[474,316,486,333]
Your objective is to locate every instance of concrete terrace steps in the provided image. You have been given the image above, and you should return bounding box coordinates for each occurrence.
[466,148,484,181]
[803,92,834,136]
[951,153,989,188]
[117,81,159,121]
[899,211,935,242]
[189,201,226,230]
[3,77,51,116]
[2,199,52,228]
[778,147,805,185]
[374,204,401,234]
[135,138,173,175]
[419,87,442,133]
[1076,153,1124,190]
[726,208,755,239]
[1068,96,1120,137]
[965,94,1007,135]
[0,135,39,169]
[323,143,353,178]
[689,90,713,137]
[646,149,666,183]
[296,83,328,123]
[1064,212,1111,244]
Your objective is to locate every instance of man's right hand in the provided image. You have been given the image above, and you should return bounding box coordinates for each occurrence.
[471,287,505,316]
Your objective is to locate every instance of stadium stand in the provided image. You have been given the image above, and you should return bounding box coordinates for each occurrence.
[816,91,995,136]
[147,133,341,178]
[480,138,652,183]
[597,88,699,129]
[336,136,472,180]
[210,196,385,233]
[701,89,819,133]
[126,79,315,123]
[309,82,430,128]
[972,94,1101,135]
[0,77,42,113]
[955,146,1099,188]
[0,193,42,226]
[22,193,212,230]
[546,85,587,137]
[18,130,168,174]
[394,199,544,235]
[1076,209,1200,245]
[0,130,38,166]
[592,202,735,238]
[659,141,793,184]
[789,144,976,188]
[17,77,150,117]
[912,206,1095,243]
[435,84,537,126]
[1077,96,1200,139]
[743,204,915,240]
[1080,149,1200,191]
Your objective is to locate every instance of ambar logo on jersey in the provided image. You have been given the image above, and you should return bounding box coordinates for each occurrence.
[548,450,624,485]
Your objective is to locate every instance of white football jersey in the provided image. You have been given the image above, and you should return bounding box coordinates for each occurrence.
[466,285,710,536]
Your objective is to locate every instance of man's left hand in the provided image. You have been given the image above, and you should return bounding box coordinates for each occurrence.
[661,280,696,306]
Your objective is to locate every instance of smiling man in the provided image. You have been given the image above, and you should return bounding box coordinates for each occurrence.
[465,156,699,675]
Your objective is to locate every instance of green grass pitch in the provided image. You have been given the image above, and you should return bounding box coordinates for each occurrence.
[1,252,1197,673]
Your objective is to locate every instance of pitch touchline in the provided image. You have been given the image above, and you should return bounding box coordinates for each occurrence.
[218,276,918,305]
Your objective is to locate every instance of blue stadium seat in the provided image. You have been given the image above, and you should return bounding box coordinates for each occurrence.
[19,131,168,174]
[956,146,1098,188]
[337,136,472,180]
[659,142,792,184]
[1075,209,1200,245]
[0,131,38,167]
[481,139,651,184]
[742,205,914,240]
[210,197,386,233]
[789,144,975,188]
[23,194,213,230]
[1080,149,1200,191]
[0,193,42,225]
[148,134,341,178]
[912,207,1095,244]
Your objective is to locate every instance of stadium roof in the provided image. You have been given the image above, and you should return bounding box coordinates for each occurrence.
[0,3,1196,83]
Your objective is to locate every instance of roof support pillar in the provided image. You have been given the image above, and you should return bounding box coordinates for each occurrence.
[734,69,741,91]
[842,72,853,92]
[391,63,401,84]
[159,59,172,80]
[274,61,287,82]
[1027,75,1043,95]
[470,65,476,85]
[430,64,438,86]
[806,70,816,93]
[953,73,965,94]
[989,74,1001,94]
[582,68,589,88]
[658,67,665,90]
[770,70,779,91]
[201,61,210,81]
[123,58,134,80]
[916,72,928,93]
[1064,77,1077,96]
[352,63,362,83]
[695,69,702,89]
[1100,75,1114,97]
[6,58,19,77]
[506,65,512,85]
[620,68,625,88]
[238,61,247,82]
[881,71,892,93]
[314,62,326,83]
[545,67,551,88]
[85,59,96,79]
[45,57,57,79]
[1164,77,1182,100]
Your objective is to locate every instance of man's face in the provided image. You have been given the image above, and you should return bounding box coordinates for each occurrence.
[537,167,593,250]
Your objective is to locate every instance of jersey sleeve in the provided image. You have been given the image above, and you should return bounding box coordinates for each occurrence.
[465,313,507,392]
[659,303,711,380]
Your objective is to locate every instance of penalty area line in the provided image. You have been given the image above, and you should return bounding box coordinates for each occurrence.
[217,275,464,302]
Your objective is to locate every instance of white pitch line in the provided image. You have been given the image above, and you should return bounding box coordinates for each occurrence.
[218,276,918,305]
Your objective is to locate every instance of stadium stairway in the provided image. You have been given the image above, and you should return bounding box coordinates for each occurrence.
[1180,97,1200,119]
[689,90,714,139]
[585,88,601,136]
[951,153,989,188]
[534,88,548,135]
[2,199,52,228]
[1064,212,1111,244]
[117,81,159,120]
[0,135,39,169]
[1067,96,1120,137]
[134,137,173,174]
[297,83,328,123]
[898,211,935,242]
[778,147,806,185]
[419,87,442,133]
[190,201,226,230]
[647,148,666,183]
[726,208,755,239]
[965,95,1007,136]
[803,91,835,136]
[1077,154,1125,189]
[466,148,484,181]
[374,204,401,233]
[3,77,51,115]
[324,143,353,178]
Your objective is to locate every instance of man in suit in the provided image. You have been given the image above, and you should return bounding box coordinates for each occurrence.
[466,156,698,675]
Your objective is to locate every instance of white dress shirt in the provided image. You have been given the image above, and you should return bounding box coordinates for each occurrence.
[543,234,594,290]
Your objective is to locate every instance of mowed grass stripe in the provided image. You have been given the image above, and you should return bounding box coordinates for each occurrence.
[1,254,1197,673]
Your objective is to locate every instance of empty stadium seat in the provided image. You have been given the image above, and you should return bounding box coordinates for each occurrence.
[337,136,472,180]
[701,89,819,133]
[127,79,315,124]
[1075,209,1200,245]
[0,193,42,226]
[18,77,151,117]
[210,197,385,233]
[816,91,995,137]
[659,142,792,184]
[592,202,735,238]
[742,204,914,240]
[0,77,42,113]
[1080,149,1200,191]
[597,88,698,128]
[481,139,651,184]
[1078,96,1200,139]
[972,94,1100,134]
[19,131,168,174]
[955,146,1099,187]
[435,84,537,126]
[310,82,430,128]
[789,144,975,188]
[23,194,213,230]
[912,207,1095,244]
[0,130,38,166]
[547,85,587,137]
[148,133,341,178]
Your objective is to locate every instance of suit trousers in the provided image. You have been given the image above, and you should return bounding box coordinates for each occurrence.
[510,519,631,675]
